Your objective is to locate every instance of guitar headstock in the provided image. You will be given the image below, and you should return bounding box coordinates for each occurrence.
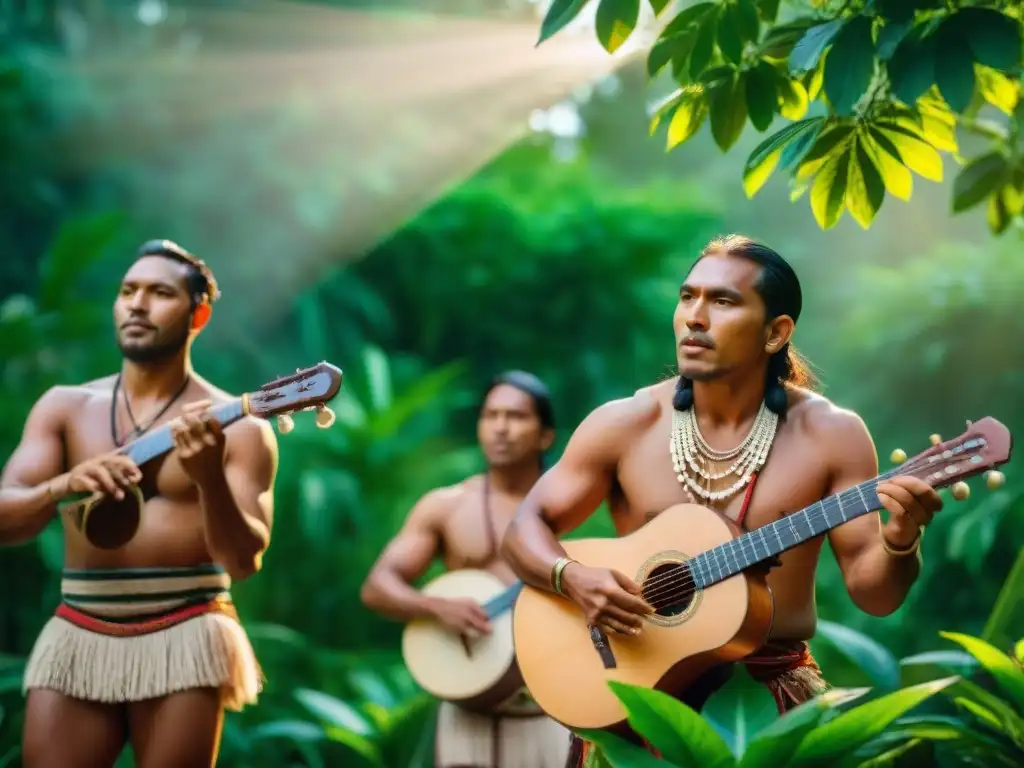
[244,362,343,432]
[892,417,1013,499]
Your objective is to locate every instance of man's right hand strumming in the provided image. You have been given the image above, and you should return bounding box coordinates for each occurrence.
[561,563,654,636]
[54,453,142,501]
[429,597,492,636]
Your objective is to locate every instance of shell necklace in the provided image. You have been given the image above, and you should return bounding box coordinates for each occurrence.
[670,400,778,503]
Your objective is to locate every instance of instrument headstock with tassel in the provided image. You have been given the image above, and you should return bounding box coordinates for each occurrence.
[887,417,1011,501]
[244,362,344,434]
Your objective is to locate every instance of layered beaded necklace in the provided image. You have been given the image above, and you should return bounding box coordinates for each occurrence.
[670,399,778,504]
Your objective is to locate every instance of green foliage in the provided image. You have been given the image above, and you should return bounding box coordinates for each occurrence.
[538,0,1024,233]
[583,670,958,766]
[584,626,1024,768]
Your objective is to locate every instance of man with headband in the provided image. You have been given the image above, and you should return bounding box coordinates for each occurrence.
[362,371,572,768]
[0,239,277,767]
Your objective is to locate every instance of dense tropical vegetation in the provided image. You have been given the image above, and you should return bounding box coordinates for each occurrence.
[1,0,1021,765]
[540,0,1024,234]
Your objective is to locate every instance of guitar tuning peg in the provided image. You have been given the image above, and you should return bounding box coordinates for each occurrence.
[986,470,1006,490]
[930,434,942,446]
[315,404,335,429]
[951,481,970,501]
[276,414,295,434]
[890,449,907,464]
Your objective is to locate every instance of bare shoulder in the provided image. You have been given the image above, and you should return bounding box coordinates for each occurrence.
[578,384,663,439]
[788,388,876,465]
[31,383,100,421]
[407,479,471,527]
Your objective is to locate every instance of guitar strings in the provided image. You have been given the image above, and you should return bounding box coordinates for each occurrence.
[629,456,966,612]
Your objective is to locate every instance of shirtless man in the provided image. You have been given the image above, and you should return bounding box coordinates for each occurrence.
[361,371,571,768]
[0,239,276,767]
[500,234,943,766]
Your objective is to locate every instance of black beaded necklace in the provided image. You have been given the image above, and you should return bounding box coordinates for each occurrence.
[109,372,192,448]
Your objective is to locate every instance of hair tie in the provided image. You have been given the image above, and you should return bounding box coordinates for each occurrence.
[673,377,694,411]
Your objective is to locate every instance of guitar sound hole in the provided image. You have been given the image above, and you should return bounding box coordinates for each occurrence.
[641,562,695,618]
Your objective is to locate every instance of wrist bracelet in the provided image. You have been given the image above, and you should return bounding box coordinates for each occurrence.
[551,556,577,596]
[879,517,923,557]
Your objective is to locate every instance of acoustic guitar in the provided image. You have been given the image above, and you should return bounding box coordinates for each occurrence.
[512,417,1012,733]
[402,569,526,713]
[61,362,344,549]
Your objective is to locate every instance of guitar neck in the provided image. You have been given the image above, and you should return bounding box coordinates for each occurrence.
[121,400,247,467]
[688,466,905,590]
[483,580,524,619]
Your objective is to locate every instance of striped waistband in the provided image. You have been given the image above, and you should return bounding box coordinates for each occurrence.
[61,564,231,620]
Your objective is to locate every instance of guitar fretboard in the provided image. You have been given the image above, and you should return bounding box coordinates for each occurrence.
[123,400,246,466]
[688,468,900,589]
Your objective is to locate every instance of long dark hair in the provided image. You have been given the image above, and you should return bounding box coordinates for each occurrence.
[674,234,817,417]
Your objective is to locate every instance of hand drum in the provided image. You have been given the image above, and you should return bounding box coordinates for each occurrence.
[62,485,144,550]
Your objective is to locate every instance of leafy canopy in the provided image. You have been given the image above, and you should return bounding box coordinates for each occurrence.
[538,0,1024,234]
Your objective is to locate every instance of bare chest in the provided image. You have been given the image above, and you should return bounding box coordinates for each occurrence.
[64,397,198,504]
[437,493,519,581]
[615,415,832,534]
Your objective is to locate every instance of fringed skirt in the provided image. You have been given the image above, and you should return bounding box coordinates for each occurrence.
[436,688,572,768]
[22,564,261,711]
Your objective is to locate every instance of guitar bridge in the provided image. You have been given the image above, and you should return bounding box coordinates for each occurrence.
[589,625,617,669]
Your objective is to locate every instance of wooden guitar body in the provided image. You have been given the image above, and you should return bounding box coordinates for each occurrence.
[512,503,773,733]
[402,569,525,714]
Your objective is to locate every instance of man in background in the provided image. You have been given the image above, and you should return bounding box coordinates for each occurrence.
[361,371,571,768]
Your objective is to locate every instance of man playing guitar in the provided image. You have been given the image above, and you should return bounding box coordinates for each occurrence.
[0,239,277,767]
[361,371,571,768]
[501,235,943,766]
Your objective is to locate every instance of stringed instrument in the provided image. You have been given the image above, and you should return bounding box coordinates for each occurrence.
[402,569,526,713]
[60,362,343,549]
[511,417,1012,733]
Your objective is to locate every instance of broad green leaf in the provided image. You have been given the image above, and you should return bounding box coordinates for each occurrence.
[689,14,719,80]
[952,151,1009,213]
[760,18,817,59]
[796,123,855,180]
[814,619,901,690]
[756,0,780,23]
[954,696,1006,731]
[596,0,640,54]
[738,688,869,768]
[792,676,960,763]
[961,8,1022,73]
[734,0,761,43]
[709,72,749,150]
[887,32,936,106]
[649,88,685,135]
[607,681,736,767]
[295,689,376,736]
[789,18,845,73]
[745,62,778,132]
[934,23,977,113]
[899,650,978,673]
[700,65,737,87]
[864,127,913,200]
[667,87,709,148]
[538,0,591,45]
[718,10,745,65]
[742,117,826,196]
[776,75,809,120]
[976,66,1020,115]
[578,730,670,768]
[823,17,878,116]
[810,148,850,229]
[876,20,911,60]
[647,0,672,15]
[989,190,1012,234]
[875,123,944,182]
[847,140,887,228]
[660,1,715,37]
[891,714,981,740]
[940,631,1024,709]
[779,119,823,170]
[648,30,697,78]
[916,93,958,152]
